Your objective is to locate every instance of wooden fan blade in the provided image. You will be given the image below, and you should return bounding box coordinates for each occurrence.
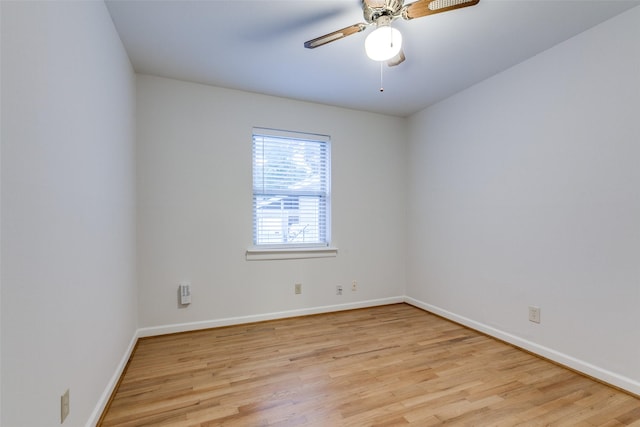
[387,49,405,67]
[402,0,479,20]
[304,23,367,49]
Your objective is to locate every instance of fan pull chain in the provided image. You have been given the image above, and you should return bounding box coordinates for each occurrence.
[379,61,384,92]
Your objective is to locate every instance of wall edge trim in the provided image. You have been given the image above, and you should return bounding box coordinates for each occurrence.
[137,297,405,338]
[86,330,140,427]
[404,296,640,397]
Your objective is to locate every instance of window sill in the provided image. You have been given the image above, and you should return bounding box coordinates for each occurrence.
[246,246,338,261]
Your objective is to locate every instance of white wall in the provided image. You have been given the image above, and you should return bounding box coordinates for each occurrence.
[136,75,407,330]
[1,1,137,425]
[3,2,636,424]
[407,6,640,393]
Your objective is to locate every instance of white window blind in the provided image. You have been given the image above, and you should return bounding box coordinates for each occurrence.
[252,128,331,248]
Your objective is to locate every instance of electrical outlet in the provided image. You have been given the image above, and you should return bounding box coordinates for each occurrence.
[179,282,191,305]
[295,283,302,294]
[351,280,358,291]
[61,389,70,423]
[528,306,541,324]
[336,285,343,296]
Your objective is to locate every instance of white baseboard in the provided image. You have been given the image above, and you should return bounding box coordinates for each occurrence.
[86,330,139,427]
[404,296,640,397]
[137,297,405,337]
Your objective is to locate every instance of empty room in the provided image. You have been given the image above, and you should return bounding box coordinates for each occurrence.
[1,0,639,426]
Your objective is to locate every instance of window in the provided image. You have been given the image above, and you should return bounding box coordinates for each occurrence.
[251,127,331,254]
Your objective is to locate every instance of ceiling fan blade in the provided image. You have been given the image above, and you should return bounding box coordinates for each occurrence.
[304,23,367,49]
[387,49,405,67]
[402,0,479,20]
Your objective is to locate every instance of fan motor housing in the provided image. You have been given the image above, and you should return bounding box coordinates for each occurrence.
[363,0,404,23]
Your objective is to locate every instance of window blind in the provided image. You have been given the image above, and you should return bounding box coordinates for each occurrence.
[252,128,331,247]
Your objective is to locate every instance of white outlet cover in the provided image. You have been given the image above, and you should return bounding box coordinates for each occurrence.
[528,306,541,323]
[61,389,70,423]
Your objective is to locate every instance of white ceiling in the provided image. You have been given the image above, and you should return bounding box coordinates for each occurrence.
[105,0,640,117]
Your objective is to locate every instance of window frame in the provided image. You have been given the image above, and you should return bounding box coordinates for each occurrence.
[247,127,337,261]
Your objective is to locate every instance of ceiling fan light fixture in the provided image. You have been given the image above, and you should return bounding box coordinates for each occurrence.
[365,25,402,61]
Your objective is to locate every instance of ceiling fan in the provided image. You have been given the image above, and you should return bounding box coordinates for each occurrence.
[304,0,480,66]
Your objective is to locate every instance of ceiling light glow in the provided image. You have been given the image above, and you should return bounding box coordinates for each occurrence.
[365,25,402,61]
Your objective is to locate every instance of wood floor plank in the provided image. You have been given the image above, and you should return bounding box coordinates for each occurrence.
[99,304,640,426]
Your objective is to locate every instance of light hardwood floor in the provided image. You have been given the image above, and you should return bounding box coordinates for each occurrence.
[99,304,640,426]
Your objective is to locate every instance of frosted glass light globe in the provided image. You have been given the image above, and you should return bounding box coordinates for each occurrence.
[365,26,402,61]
